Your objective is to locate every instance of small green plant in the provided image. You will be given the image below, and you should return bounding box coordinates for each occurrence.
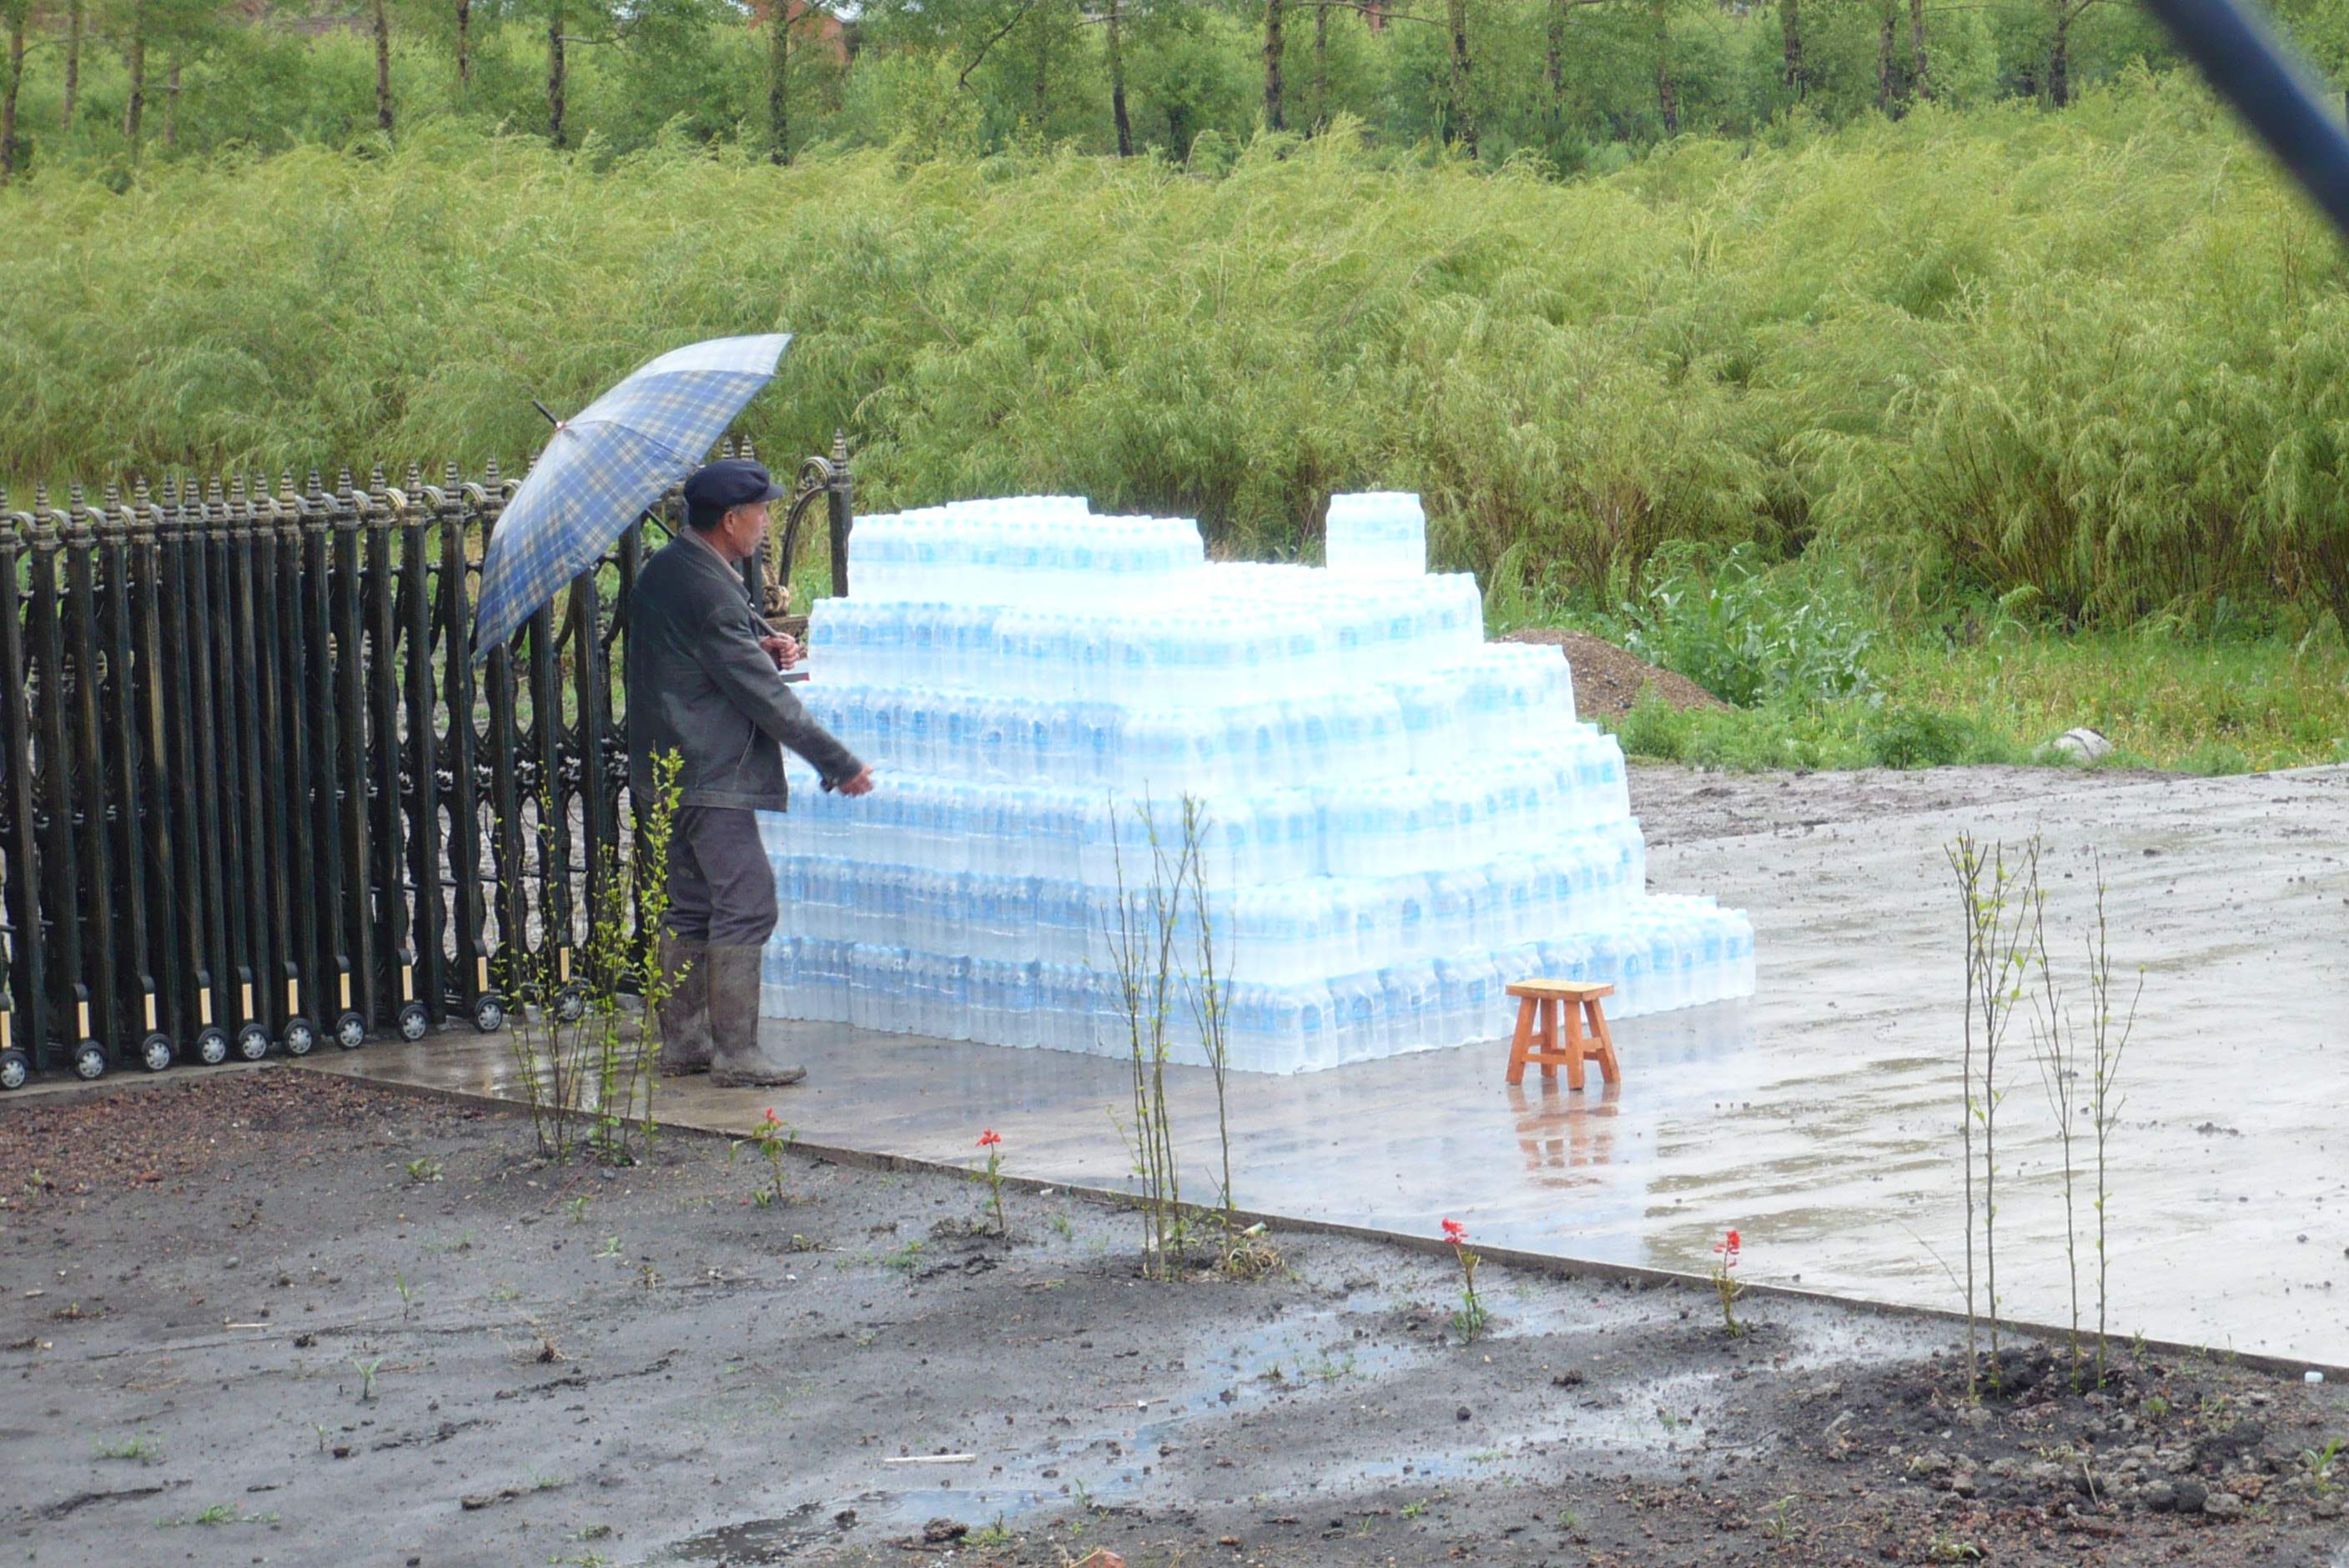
[93,1435,158,1460]
[405,1156,443,1184]
[1441,1218,1488,1342]
[393,1272,414,1317]
[1401,1500,1428,1520]
[1047,1212,1074,1241]
[593,1236,623,1260]
[1925,1533,1986,1562]
[2305,1437,2344,1497]
[975,1128,1007,1238]
[730,1107,794,1207]
[1711,1229,1745,1336]
[881,1240,928,1274]
[967,1515,1014,1549]
[2143,1394,2170,1418]
[1104,797,1191,1278]
[1760,1495,1799,1540]
[504,751,682,1168]
[570,1195,591,1224]
[352,1356,385,1400]
[1555,1509,1579,1530]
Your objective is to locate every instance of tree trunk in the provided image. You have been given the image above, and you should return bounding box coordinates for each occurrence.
[455,0,471,97]
[1264,0,1285,132]
[1877,4,1895,115]
[1313,0,1329,131]
[1107,0,1131,155]
[163,58,179,148]
[1909,0,1927,100]
[374,0,394,134]
[123,17,145,153]
[1446,0,1473,155]
[2,10,22,182]
[1030,3,1049,125]
[547,4,566,146]
[2048,1,2070,107]
[1652,0,1677,135]
[61,0,80,133]
[1780,0,1802,98]
[1546,0,1566,129]
[768,0,790,163]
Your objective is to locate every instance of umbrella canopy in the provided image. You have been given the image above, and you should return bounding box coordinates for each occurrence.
[470,332,792,657]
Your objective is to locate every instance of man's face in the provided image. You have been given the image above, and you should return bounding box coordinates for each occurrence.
[721,500,772,559]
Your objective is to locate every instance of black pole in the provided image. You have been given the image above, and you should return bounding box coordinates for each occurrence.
[2141,0,2349,244]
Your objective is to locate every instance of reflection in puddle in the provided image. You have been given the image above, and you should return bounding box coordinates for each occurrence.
[1508,1078,1620,1186]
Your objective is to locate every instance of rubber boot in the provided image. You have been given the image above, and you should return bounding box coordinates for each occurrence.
[656,933,712,1077]
[706,943,806,1088]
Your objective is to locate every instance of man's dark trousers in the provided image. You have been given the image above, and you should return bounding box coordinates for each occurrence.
[666,807,779,948]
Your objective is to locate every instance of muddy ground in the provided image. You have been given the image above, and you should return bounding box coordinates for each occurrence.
[1,1067,2343,1568]
[1627,762,2177,847]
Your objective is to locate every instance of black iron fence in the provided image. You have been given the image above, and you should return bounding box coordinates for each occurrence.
[0,436,853,1089]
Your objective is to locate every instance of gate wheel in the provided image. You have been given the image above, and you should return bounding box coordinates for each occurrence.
[194,1027,231,1067]
[555,984,587,1023]
[73,1041,108,1081]
[395,1003,431,1043]
[138,1032,174,1073]
[472,993,506,1033]
[281,1016,318,1058]
[0,1049,29,1091]
[234,1023,272,1062]
[334,1011,368,1051]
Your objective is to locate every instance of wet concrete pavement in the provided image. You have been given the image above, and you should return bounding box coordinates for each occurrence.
[309,765,2349,1368]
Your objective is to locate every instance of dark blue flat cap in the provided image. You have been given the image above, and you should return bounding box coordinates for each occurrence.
[683,459,787,516]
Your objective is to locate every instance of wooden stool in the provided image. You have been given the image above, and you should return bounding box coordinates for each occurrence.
[1504,979,1619,1091]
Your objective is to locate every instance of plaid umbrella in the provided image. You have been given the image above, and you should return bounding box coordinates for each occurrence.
[470,332,793,658]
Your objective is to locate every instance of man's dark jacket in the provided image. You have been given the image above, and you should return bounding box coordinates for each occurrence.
[626,531,863,812]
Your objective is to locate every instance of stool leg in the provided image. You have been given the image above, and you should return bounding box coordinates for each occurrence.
[1585,999,1620,1085]
[1505,996,1537,1087]
[1558,994,1587,1091]
[1538,998,1560,1080]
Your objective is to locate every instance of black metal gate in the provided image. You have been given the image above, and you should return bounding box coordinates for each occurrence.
[0,437,853,1088]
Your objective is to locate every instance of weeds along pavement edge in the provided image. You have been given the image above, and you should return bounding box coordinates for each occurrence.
[234,1055,2349,1386]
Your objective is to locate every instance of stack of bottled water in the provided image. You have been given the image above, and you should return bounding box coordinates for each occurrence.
[760,494,1755,1072]
[1324,491,1427,580]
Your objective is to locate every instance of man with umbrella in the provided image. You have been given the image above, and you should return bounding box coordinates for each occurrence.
[628,458,873,1087]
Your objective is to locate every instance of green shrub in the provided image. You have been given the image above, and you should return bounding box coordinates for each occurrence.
[1865,705,1976,769]
[1613,692,1692,761]
[1622,547,1878,708]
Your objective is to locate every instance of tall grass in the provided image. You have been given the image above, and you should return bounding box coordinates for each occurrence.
[8,72,2349,630]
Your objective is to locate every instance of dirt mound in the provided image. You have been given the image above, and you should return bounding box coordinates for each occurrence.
[1499,628,1730,718]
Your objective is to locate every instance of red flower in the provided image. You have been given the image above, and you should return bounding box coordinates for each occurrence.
[1441,1218,1467,1245]
[762,1107,782,1126]
[978,1130,1001,1148]
[1714,1229,1741,1267]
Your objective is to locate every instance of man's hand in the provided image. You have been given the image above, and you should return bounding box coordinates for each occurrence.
[759,633,803,671]
[835,767,876,797]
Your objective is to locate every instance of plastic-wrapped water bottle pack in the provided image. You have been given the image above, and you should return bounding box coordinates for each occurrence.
[760,494,1755,1071]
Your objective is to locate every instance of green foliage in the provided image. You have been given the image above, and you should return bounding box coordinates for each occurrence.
[1865,705,1979,770]
[15,71,2349,655]
[1604,623,2349,771]
[1622,546,1875,707]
